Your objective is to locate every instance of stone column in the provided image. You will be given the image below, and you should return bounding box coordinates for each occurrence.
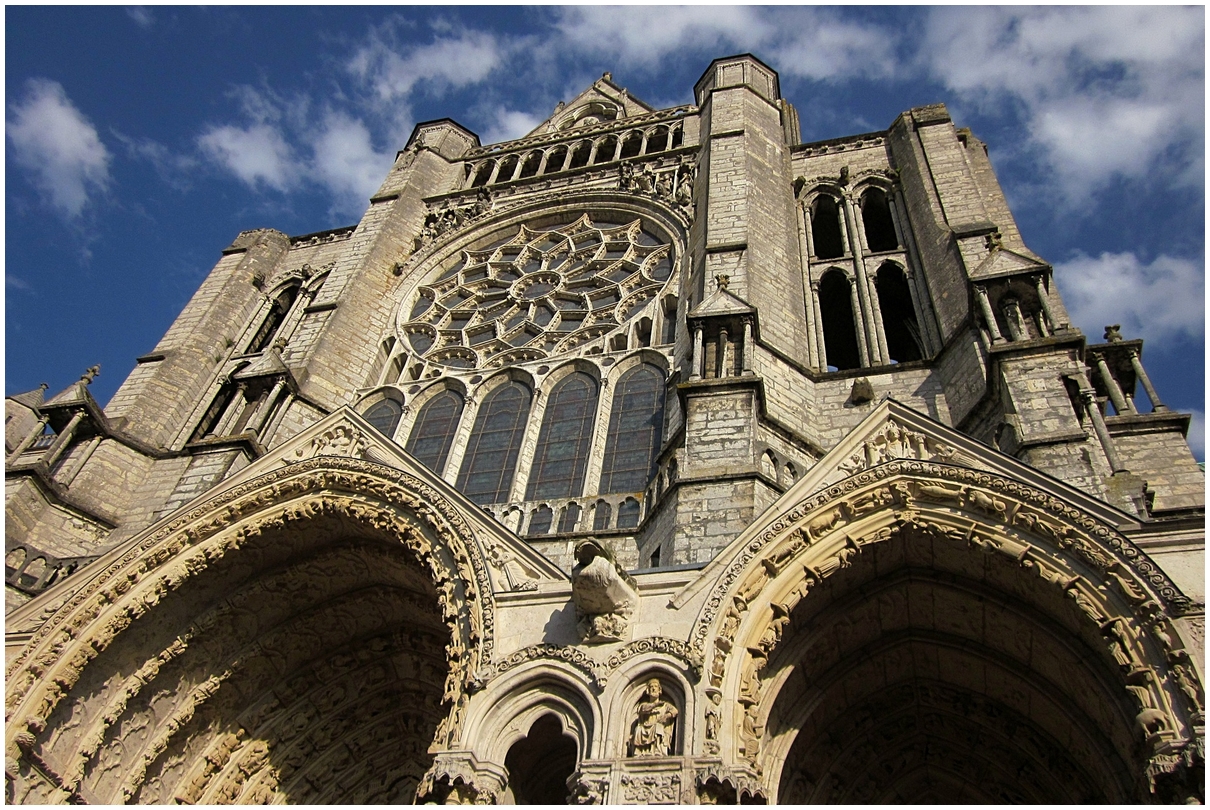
[1083,389,1125,472]
[796,202,821,370]
[690,325,704,380]
[42,411,85,470]
[1128,350,1168,412]
[214,382,249,437]
[247,379,288,436]
[742,319,755,376]
[904,268,932,355]
[811,281,827,370]
[1034,275,1061,330]
[718,326,730,378]
[848,275,871,367]
[1094,356,1133,415]
[7,416,50,464]
[1001,298,1025,342]
[974,285,1004,342]
[867,273,891,362]
[842,195,880,363]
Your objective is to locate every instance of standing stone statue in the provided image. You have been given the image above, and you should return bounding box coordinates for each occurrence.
[630,678,678,757]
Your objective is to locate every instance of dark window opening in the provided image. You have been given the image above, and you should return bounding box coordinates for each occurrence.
[366,337,396,386]
[519,151,542,179]
[593,136,617,164]
[503,714,577,804]
[593,501,612,530]
[192,384,237,441]
[861,188,899,252]
[646,127,669,153]
[819,271,861,371]
[363,399,403,438]
[875,263,923,363]
[526,373,597,500]
[661,296,678,345]
[543,147,567,174]
[600,364,666,494]
[670,127,683,149]
[636,317,652,348]
[619,132,643,160]
[569,142,592,169]
[527,505,553,536]
[472,162,494,187]
[558,503,582,534]
[247,286,299,353]
[649,546,661,568]
[457,382,531,504]
[497,155,519,183]
[810,196,845,260]
[406,390,465,475]
[617,497,641,529]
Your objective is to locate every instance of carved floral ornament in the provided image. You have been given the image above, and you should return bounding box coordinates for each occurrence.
[691,460,1201,781]
[4,457,496,759]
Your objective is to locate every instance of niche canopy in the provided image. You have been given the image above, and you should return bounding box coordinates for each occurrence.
[399,215,673,370]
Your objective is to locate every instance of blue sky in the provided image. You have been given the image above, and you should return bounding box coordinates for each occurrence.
[6,6,1205,456]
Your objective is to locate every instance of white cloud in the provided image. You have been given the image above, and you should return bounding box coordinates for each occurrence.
[919,7,1204,200]
[197,123,294,192]
[1186,409,1205,460]
[480,108,544,146]
[308,113,394,214]
[126,7,154,29]
[553,7,770,71]
[7,79,111,218]
[1053,251,1204,344]
[349,29,503,103]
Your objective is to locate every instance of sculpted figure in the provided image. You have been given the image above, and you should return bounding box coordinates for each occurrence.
[630,679,678,757]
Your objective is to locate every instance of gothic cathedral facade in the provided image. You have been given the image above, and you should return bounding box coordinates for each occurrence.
[6,55,1204,803]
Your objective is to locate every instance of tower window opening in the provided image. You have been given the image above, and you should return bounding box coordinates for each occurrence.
[543,146,567,174]
[247,285,299,353]
[497,155,519,183]
[819,270,861,371]
[861,187,899,252]
[810,196,845,259]
[875,263,923,363]
[646,126,669,153]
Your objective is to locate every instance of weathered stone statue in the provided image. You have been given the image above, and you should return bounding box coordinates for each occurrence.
[630,678,678,757]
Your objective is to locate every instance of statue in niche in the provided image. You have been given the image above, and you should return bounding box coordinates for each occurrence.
[630,679,678,757]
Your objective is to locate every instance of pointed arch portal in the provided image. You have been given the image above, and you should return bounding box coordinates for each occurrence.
[5,457,494,805]
[695,462,1203,804]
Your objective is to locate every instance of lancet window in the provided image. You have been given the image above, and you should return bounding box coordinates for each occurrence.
[600,364,666,494]
[456,381,531,504]
[819,270,861,371]
[405,390,464,474]
[526,372,598,500]
[875,263,922,363]
[363,399,403,438]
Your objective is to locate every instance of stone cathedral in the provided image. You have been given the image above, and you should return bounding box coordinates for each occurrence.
[5,55,1205,804]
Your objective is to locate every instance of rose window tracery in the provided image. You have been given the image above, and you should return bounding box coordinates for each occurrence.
[399,215,673,370]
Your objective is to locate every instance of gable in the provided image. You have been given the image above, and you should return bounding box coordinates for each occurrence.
[527,75,656,138]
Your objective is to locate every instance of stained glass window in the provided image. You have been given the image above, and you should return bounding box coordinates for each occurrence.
[456,382,531,504]
[526,372,598,500]
[600,364,665,494]
[617,497,641,528]
[364,399,403,438]
[404,390,464,474]
[527,505,553,536]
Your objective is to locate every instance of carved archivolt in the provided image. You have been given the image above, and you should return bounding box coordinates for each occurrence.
[692,461,1201,791]
[5,456,497,771]
[473,636,700,693]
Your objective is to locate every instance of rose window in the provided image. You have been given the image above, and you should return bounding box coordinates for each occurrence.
[399,215,673,370]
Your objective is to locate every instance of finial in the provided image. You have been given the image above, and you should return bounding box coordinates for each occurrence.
[985,230,1003,251]
[1104,324,1123,343]
[838,165,850,185]
[81,365,101,385]
[715,274,730,292]
[38,383,48,392]
[602,71,612,82]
